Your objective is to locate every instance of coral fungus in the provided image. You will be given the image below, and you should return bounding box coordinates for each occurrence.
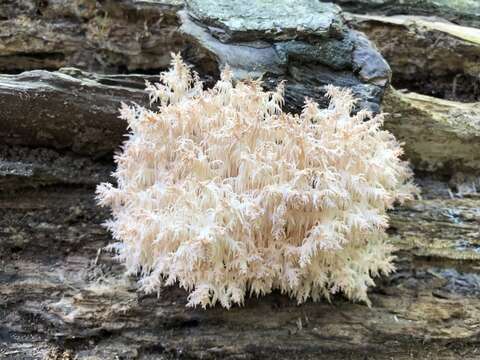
[97,54,415,308]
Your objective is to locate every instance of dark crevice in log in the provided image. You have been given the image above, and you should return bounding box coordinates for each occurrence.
[393,72,480,103]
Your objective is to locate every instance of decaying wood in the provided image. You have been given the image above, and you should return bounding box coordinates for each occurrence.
[383,88,480,174]
[1,1,480,359]
[1,163,480,359]
[347,13,480,102]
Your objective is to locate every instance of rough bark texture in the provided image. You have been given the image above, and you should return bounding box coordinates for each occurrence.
[0,0,185,73]
[383,88,480,175]
[1,173,480,359]
[0,69,156,156]
[345,13,480,102]
[322,0,480,28]
[1,1,480,359]
[0,0,390,114]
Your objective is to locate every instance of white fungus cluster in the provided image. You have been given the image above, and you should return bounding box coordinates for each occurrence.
[96,54,416,308]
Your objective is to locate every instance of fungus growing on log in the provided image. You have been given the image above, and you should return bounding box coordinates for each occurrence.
[97,54,416,308]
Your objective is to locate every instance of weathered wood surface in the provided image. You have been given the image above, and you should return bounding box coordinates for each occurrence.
[346,13,480,102]
[383,88,480,174]
[0,0,390,115]
[1,1,480,359]
[323,0,480,28]
[1,175,479,359]
[0,70,152,157]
